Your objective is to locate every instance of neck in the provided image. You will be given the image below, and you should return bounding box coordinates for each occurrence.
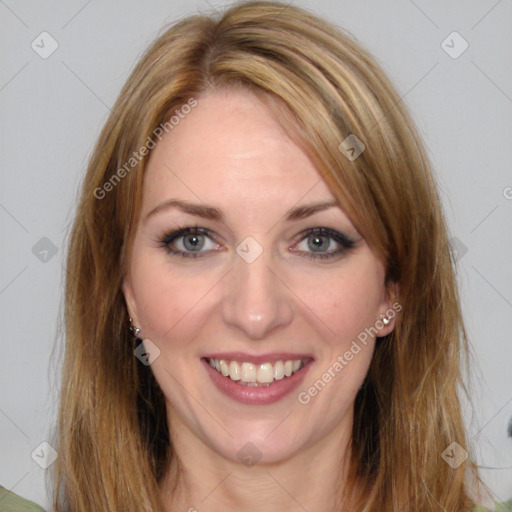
[160,417,358,512]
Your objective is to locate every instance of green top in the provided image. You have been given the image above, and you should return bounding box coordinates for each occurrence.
[0,487,45,511]
[473,499,512,512]
[473,502,512,512]
[0,485,510,511]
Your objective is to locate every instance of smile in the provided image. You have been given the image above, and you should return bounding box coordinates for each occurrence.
[202,353,314,405]
[206,358,307,386]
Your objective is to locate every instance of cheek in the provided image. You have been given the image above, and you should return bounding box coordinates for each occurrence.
[295,260,385,343]
[129,249,217,344]
[294,266,382,412]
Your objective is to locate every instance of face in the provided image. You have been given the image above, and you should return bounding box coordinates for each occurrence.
[123,88,396,466]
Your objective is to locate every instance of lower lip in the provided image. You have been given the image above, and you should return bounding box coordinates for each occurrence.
[202,358,313,405]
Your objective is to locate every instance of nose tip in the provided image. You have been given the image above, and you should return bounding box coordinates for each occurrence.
[221,255,293,340]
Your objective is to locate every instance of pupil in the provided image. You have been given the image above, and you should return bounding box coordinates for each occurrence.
[309,235,328,252]
[184,234,204,251]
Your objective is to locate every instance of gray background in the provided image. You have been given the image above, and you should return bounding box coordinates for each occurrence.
[1,0,511,509]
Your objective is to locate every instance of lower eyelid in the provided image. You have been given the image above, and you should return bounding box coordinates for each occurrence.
[290,243,348,260]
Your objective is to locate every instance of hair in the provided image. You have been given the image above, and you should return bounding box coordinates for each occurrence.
[53,1,487,510]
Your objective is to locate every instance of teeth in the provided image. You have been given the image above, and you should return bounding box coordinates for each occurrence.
[274,360,284,380]
[241,362,257,383]
[219,360,229,376]
[208,358,305,384]
[229,360,241,381]
[257,363,274,383]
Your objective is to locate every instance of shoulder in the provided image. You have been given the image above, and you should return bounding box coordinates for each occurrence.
[0,486,45,511]
[472,499,512,512]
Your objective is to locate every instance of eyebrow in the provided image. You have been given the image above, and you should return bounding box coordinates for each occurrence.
[144,198,341,224]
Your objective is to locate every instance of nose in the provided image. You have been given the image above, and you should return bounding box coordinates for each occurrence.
[221,247,294,340]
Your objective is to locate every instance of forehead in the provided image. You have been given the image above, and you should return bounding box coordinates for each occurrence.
[142,89,337,216]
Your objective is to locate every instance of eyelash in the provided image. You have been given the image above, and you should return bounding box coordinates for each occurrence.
[157,225,356,261]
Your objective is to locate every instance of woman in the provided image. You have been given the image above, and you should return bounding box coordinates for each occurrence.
[38,1,508,511]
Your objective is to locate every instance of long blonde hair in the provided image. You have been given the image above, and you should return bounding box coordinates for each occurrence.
[53,1,485,510]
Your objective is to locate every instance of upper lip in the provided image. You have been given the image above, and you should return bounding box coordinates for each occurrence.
[202,352,314,365]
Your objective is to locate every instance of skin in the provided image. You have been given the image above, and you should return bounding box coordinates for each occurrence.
[123,88,397,512]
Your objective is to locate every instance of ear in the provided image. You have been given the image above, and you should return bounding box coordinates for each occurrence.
[375,281,400,337]
[122,274,140,327]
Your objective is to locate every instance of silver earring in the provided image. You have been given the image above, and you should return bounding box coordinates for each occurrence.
[382,316,390,326]
[129,317,141,337]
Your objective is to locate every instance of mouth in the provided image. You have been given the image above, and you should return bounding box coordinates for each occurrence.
[205,357,309,387]
[201,354,314,405]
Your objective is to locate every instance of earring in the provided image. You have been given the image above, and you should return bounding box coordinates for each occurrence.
[381,315,390,326]
[129,317,142,337]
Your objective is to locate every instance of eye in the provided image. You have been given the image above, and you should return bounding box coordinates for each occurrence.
[291,227,356,260]
[158,226,220,259]
[158,225,356,261]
